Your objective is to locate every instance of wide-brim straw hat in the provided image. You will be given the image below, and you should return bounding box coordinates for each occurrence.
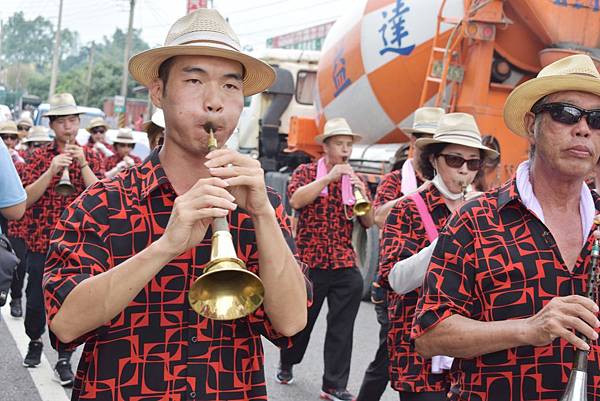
[504,54,600,137]
[43,93,84,117]
[416,112,499,159]
[113,128,136,144]
[17,116,33,128]
[128,9,275,96]
[0,121,18,135]
[402,107,445,136]
[22,126,53,143]
[314,117,362,145]
[87,117,109,132]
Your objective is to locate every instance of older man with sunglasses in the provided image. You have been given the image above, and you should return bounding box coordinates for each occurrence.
[412,54,600,401]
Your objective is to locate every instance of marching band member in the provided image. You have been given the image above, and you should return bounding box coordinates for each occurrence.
[278,117,373,401]
[43,9,309,401]
[20,93,104,386]
[378,113,497,401]
[357,107,444,401]
[85,117,113,159]
[103,128,142,178]
[413,55,600,401]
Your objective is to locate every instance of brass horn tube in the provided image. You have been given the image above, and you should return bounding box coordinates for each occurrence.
[559,239,600,401]
[352,182,371,216]
[55,139,76,196]
[187,127,265,320]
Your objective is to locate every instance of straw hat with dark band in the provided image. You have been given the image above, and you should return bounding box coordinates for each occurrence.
[43,93,84,117]
[402,107,445,136]
[314,118,362,145]
[416,113,498,159]
[87,117,109,132]
[0,121,18,135]
[22,126,53,143]
[504,54,600,137]
[128,9,275,96]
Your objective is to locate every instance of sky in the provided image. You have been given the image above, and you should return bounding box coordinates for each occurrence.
[1,0,347,50]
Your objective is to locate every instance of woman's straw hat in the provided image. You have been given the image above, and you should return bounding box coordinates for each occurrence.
[504,54,600,137]
[416,113,499,159]
[314,118,362,145]
[87,117,109,132]
[128,9,275,96]
[402,107,445,136]
[0,121,18,135]
[22,126,53,143]
[113,128,136,145]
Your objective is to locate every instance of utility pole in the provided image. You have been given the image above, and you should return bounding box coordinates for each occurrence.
[119,0,135,127]
[83,44,95,106]
[49,0,64,98]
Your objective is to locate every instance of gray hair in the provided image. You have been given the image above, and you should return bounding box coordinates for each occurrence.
[528,95,550,160]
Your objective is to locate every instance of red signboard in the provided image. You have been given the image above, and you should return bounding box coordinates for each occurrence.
[268,21,335,49]
[187,0,208,13]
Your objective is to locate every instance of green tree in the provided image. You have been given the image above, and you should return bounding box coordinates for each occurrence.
[1,12,78,70]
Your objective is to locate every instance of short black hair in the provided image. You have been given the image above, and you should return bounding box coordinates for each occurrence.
[48,114,80,124]
[418,143,447,180]
[158,57,177,94]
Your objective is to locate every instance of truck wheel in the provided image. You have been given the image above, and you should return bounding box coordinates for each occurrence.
[353,224,380,301]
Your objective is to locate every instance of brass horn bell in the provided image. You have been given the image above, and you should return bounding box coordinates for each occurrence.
[352,186,371,216]
[56,167,76,197]
[187,127,265,320]
[188,228,264,320]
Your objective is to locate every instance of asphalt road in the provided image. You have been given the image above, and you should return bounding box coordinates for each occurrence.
[0,299,398,401]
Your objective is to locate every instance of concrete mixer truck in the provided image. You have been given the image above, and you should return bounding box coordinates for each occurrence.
[236,0,600,297]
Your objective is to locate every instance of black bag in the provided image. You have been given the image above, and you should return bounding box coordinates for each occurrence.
[0,233,19,306]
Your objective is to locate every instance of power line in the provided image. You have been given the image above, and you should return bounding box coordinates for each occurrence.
[231,0,342,28]
[238,15,338,37]
[218,0,296,16]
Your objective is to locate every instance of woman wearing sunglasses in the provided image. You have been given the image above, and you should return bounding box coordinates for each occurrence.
[85,117,114,158]
[104,128,141,179]
[376,113,498,401]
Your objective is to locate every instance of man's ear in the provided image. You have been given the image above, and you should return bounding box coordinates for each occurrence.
[149,79,164,109]
[524,111,537,146]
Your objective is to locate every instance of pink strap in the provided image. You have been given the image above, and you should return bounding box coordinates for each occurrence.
[316,157,355,206]
[408,193,438,242]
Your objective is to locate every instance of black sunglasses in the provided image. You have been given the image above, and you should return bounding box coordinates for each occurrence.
[17,125,30,131]
[116,143,135,148]
[531,102,600,130]
[438,154,482,171]
[91,128,106,134]
[1,134,18,141]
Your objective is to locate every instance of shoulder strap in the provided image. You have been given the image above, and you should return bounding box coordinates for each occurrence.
[408,192,439,242]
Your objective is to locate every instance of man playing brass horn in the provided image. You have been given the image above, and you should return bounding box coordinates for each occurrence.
[277,117,374,401]
[43,9,309,401]
[20,92,104,386]
[412,54,600,401]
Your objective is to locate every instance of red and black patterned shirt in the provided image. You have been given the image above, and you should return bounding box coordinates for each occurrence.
[83,141,113,159]
[378,184,452,393]
[373,167,425,209]
[20,141,104,253]
[374,170,403,209]
[44,149,311,401]
[412,177,600,401]
[7,160,28,240]
[288,162,367,270]
[103,153,142,171]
